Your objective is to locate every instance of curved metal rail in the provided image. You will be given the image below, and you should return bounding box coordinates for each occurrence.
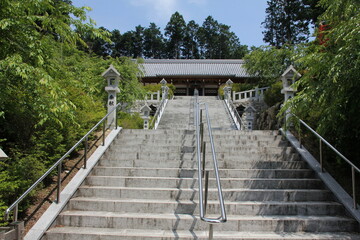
[194,94,227,236]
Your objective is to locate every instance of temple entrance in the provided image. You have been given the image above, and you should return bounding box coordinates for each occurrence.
[174,84,219,96]
[189,84,203,96]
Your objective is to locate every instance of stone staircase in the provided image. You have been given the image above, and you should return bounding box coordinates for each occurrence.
[158,96,194,129]
[42,97,360,239]
[199,96,237,130]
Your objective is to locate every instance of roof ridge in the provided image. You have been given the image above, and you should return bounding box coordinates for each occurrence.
[143,59,245,64]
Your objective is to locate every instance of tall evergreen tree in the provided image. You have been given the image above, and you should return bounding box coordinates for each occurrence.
[183,20,200,59]
[143,23,165,59]
[111,29,122,57]
[198,16,219,58]
[132,25,144,58]
[262,0,312,47]
[164,12,186,59]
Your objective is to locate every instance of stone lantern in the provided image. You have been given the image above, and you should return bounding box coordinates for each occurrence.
[0,148,8,160]
[160,78,168,100]
[281,65,301,101]
[140,104,151,130]
[243,105,256,130]
[102,65,121,129]
[280,65,301,122]
[224,79,233,100]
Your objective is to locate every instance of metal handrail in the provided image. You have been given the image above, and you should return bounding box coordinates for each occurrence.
[4,103,122,222]
[194,95,227,227]
[291,115,359,209]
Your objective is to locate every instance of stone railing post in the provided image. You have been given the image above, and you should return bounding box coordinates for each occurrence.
[140,104,151,130]
[225,79,233,100]
[160,78,168,100]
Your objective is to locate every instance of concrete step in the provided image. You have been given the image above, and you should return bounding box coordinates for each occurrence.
[113,146,293,155]
[112,138,286,148]
[56,211,358,232]
[76,187,335,202]
[68,197,345,216]
[105,151,299,162]
[91,167,315,179]
[85,176,324,189]
[45,227,360,240]
[98,159,307,169]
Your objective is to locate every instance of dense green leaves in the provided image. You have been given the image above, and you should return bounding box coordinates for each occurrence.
[262,0,323,47]
[165,12,186,59]
[288,0,360,161]
[244,45,299,85]
[0,0,144,225]
[253,0,360,164]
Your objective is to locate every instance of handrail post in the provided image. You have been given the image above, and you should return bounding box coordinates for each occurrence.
[200,122,204,153]
[204,170,209,215]
[84,136,88,169]
[352,166,357,209]
[102,121,106,146]
[14,204,18,222]
[115,108,118,130]
[319,139,323,172]
[202,142,206,178]
[56,162,61,203]
[209,224,214,240]
[298,119,302,149]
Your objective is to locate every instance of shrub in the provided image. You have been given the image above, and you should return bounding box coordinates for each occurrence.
[264,81,283,107]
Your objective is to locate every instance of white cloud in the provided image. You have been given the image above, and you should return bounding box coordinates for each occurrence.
[130,0,178,22]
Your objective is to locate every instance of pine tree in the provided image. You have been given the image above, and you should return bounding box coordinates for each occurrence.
[164,12,186,59]
[183,20,200,59]
[262,0,312,47]
[132,25,144,58]
[143,23,165,59]
[198,16,219,58]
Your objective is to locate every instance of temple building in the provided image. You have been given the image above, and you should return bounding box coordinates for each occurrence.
[139,59,255,96]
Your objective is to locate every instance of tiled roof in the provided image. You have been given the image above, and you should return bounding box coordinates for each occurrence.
[140,59,251,78]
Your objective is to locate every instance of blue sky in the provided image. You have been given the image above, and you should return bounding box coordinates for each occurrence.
[72,0,269,47]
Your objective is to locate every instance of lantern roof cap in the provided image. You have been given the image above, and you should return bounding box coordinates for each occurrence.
[102,64,121,78]
[140,104,151,112]
[281,65,301,78]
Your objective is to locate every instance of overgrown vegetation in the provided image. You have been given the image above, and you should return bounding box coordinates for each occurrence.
[245,0,360,173]
[143,83,176,99]
[0,0,144,225]
[117,112,144,129]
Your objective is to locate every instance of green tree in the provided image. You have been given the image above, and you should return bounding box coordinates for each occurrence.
[183,20,200,59]
[262,0,313,47]
[0,0,145,225]
[79,26,112,57]
[286,0,360,162]
[198,16,219,58]
[244,46,297,85]
[111,29,122,58]
[143,23,165,59]
[164,12,186,59]
[132,25,144,58]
